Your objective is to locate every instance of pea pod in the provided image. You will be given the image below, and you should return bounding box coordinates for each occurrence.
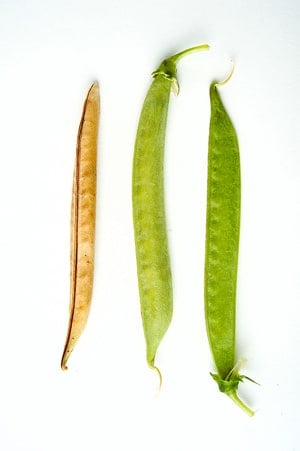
[204,69,256,415]
[132,45,209,384]
[61,82,100,370]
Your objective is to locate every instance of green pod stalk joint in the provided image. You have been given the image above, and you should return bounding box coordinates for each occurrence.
[210,368,258,417]
[152,44,210,95]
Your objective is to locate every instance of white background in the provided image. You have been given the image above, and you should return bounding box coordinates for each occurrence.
[0,0,299,449]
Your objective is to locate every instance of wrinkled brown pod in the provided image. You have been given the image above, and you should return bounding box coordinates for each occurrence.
[61,82,100,370]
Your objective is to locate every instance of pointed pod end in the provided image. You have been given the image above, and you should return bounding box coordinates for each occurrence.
[152,365,163,391]
[90,80,99,90]
[214,62,235,88]
[147,359,163,391]
[61,354,70,371]
[61,360,68,371]
[87,81,100,101]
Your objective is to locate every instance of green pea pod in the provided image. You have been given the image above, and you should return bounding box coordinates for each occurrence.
[205,68,256,415]
[133,45,209,385]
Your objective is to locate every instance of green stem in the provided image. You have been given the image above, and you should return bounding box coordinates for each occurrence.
[170,44,210,64]
[227,390,255,417]
[152,44,210,90]
[210,371,256,416]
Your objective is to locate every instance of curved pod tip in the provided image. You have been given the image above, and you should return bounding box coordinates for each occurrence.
[61,361,68,371]
[154,365,163,390]
[212,61,235,89]
[89,81,100,96]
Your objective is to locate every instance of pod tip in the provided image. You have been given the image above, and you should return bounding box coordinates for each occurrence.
[61,354,69,371]
[61,361,68,371]
[88,81,100,99]
[153,365,163,390]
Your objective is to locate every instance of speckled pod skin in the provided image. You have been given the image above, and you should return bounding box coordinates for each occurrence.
[132,44,209,383]
[132,75,173,376]
[61,82,100,370]
[205,82,240,379]
[205,78,255,416]
[133,45,209,382]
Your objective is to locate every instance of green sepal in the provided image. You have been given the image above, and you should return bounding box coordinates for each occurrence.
[152,59,177,81]
[152,60,179,95]
[210,372,241,394]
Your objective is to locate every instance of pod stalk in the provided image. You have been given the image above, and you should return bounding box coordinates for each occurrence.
[170,44,210,64]
[210,371,256,417]
[227,391,255,417]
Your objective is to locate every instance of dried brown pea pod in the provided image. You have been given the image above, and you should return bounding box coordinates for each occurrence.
[61,82,100,370]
